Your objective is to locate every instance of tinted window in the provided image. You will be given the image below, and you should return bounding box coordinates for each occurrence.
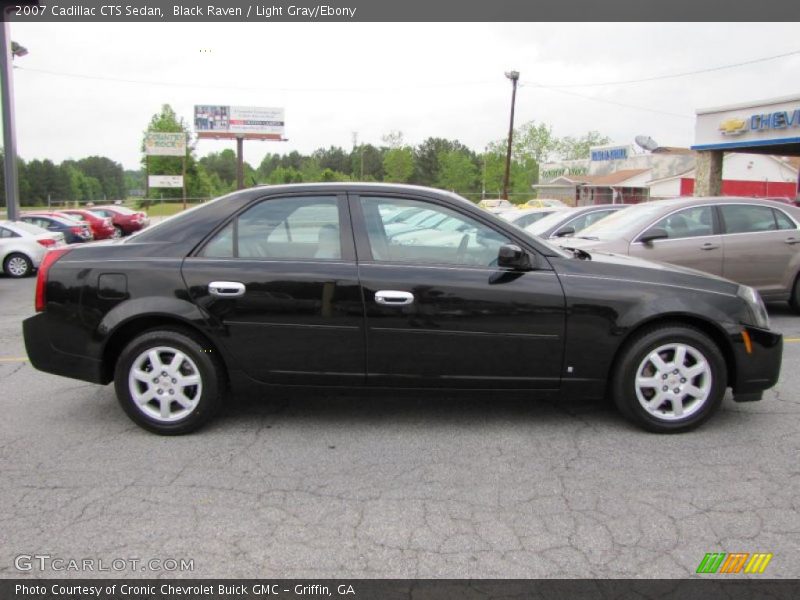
[201,196,341,260]
[648,206,714,240]
[361,197,510,267]
[774,209,797,230]
[0,227,19,238]
[721,205,777,234]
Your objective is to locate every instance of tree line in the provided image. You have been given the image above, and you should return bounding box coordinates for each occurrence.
[0,151,127,206]
[141,104,610,203]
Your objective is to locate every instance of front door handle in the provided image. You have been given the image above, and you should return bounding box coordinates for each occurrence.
[700,243,720,250]
[208,281,246,297]
[784,237,800,245]
[375,290,414,306]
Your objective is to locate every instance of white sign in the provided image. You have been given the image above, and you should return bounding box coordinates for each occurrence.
[693,94,800,151]
[144,132,186,156]
[148,175,184,188]
[194,105,285,136]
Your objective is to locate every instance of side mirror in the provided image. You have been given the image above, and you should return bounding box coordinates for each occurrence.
[497,244,533,270]
[639,227,669,244]
[553,226,575,238]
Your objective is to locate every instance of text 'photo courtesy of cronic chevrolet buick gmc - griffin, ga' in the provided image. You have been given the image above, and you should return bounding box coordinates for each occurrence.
[21,184,785,434]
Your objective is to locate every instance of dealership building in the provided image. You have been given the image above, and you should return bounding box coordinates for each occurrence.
[536,94,800,205]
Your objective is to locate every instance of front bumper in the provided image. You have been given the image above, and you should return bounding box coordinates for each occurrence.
[731,325,782,399]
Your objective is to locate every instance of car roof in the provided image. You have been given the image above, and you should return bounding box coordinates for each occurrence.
[645,196,797,210]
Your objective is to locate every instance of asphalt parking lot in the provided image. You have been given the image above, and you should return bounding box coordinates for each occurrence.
[1,275,798,579]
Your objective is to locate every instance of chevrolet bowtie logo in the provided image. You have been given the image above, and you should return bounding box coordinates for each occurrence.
[719,118,748,136]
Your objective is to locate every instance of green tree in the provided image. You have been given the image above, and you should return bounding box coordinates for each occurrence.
[76,156,125,200]
[141,104,194,199]
[383,147,414,183]
[415,137,474,187]
[557,131,613,160]
[350,144,384,181]
[436,150,478,192]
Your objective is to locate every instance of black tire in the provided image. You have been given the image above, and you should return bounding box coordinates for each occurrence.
[113,328,225,435]
[113,226,124,238]
[611,324,727,433]
[3,252,33,278]
[789,275,800,314]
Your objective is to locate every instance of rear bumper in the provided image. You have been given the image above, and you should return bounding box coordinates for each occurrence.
[23,313,105,384]
[731,325,782,397]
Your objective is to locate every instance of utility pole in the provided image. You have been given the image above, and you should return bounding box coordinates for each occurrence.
[502,70,519,201]
[236,136,244,190]
[0,22,26,221]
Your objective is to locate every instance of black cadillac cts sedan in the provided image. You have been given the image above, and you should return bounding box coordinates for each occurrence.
[23,184,782,434]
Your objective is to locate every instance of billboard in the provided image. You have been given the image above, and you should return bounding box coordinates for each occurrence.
[148,175,184,188]
[144,132,186,156]
[194,105,285,138]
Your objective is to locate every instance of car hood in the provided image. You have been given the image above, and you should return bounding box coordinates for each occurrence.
[552,247,739,294]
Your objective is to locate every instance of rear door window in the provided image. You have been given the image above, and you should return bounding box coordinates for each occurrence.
[720,205,778,234]
[200,196,342,260]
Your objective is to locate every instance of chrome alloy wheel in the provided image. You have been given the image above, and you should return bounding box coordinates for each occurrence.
[634,343,712,421]
[128,346,203,422]
[6,256,29,276]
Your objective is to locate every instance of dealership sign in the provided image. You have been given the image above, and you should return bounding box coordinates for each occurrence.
[144,132,186,156]
[590,145,630,161]
[693,95,800,151]
[194,105,285,136]
[148,175,184,188]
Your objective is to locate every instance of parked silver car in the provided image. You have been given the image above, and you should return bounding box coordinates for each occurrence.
[500,206,569,229]
[556,197,800,310]
[525,204,630,239]
[0,220,66,277]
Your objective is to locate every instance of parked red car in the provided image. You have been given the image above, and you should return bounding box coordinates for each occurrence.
[58,208,117,240]
[89,206,150,236]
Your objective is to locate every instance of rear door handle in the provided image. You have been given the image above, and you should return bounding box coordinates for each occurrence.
[784,237,800,245]
[700,243,720,250]
[375,290,414,306]
[208,281,246,297]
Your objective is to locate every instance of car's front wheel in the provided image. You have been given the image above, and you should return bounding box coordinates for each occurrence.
[114,329,224,434]
[4,253,33,277]
[611,324,727,433]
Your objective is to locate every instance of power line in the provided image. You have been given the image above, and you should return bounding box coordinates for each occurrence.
[521,82,693,119]
[521,48,800,89]
[14,66,490,93]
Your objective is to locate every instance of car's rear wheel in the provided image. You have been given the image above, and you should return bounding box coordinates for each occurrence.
[4,253,33,278]
[611,324,727,433]
[114,329,224,434]
[112,226,123,238]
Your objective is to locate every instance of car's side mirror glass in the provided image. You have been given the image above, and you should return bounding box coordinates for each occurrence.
[639,227,669,244]
[554,226,575,238]
[497,244,533,270]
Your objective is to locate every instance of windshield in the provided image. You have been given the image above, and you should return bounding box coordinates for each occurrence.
[575,202,671,241]
[7,221,47,235]
[525,209,575,235]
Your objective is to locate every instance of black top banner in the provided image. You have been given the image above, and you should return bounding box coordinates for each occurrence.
[4,0,800,22]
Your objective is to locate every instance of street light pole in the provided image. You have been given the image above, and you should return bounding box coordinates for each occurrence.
[0,21,24,221]
[501,70,519,201]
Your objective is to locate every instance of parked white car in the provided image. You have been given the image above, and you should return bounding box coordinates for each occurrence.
[0,220,66,278]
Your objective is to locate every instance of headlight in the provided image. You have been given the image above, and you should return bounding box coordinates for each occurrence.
[737,285,770,329]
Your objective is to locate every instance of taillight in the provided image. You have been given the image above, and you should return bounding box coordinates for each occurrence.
[35,248,70,312]
[37,238,56,248]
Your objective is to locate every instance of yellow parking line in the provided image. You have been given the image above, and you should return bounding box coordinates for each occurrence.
[785,338,800,343]
[0,357,28,362]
